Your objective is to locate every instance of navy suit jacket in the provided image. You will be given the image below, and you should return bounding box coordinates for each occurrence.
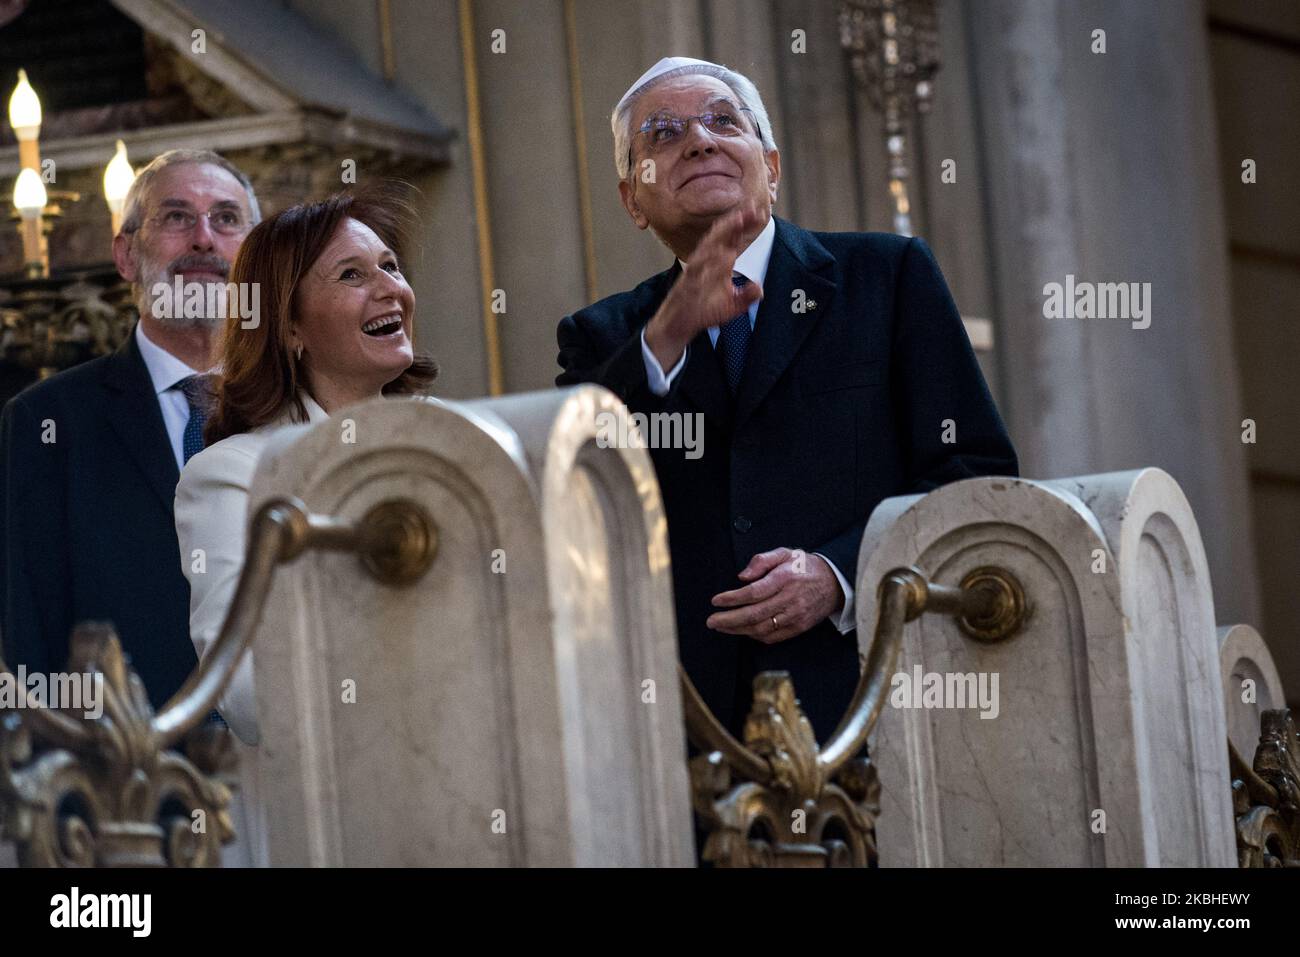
[557,218,1018,742]
[0,326,197,710]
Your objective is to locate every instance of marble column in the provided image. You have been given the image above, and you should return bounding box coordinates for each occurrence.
[963,0,1261,629]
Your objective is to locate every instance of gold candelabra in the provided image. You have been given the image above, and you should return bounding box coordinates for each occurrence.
[0,70,139,388]
[840,0,941,236]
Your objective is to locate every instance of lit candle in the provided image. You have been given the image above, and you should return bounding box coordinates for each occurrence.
[103,140,135,237]
[7,69,42,173]
[14,166,47,277]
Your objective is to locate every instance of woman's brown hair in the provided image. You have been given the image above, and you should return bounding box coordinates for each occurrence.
[204,183,438,444]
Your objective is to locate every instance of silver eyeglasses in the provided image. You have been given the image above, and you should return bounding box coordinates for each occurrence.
[633,105,760,154]
[147,204,249,236]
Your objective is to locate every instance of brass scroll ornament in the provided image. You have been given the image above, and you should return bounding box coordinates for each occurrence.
[0,497,436,867]
[1230,710,1299,868]
[682,564,1027,868]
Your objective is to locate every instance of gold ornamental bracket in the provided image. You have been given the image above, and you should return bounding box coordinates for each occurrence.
[0,622,236,868]
[0,496,437,867]
[684,564,1027,868]
[1230,709,1300,868]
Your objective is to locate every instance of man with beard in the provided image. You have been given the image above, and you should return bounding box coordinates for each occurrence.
[0,149,259,709]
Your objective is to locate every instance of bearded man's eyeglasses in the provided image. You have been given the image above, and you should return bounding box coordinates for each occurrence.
[147,204,249,236]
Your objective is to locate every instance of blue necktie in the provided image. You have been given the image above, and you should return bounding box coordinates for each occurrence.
[717,275,752,394]
[175,375,226,729]
[176,374,212,465]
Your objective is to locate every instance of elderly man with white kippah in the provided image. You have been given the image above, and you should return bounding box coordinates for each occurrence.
[558,57,1018,745]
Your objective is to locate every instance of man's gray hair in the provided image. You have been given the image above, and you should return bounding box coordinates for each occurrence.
[119,148,261,236]
[611,63,777,181]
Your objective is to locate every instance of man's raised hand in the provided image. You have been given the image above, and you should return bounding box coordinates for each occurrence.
[643,203,766,371]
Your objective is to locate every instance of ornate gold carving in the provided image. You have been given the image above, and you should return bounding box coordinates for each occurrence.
[0,623,234,867]
[146,33,255,119]
[1231,709,1299,868]
[0,496,438,866]
[0,270,136,379]
[686,564,1026,867]
[692,673,880,868]
[745,675,821,797]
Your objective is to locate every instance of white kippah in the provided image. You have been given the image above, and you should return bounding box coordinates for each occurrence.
[616,56,725,114]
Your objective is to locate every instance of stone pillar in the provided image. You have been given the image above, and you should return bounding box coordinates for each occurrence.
[963,0,1261,629]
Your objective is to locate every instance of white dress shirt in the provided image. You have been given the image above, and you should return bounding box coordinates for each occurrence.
[134,322,208,471]
[636,215,856,633]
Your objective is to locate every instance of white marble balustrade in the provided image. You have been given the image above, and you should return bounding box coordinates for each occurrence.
[1218,623,1287,762]
[858,469,1237,867]
[244,386,692,866]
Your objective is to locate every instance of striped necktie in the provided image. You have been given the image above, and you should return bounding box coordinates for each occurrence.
[175,374,213,465]
[174,374,226,728]
[717,275,752,394]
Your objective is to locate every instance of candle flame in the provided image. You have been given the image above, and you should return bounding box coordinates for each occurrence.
[103,139,136,206]
[8,68,41,133]
[14,167,47,214]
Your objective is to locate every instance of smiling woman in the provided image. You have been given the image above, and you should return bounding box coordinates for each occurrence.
[173,183,439,753]
[205,184,438,444]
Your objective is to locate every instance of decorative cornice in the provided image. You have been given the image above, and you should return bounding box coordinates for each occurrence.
[112,0,297,113]
[0,108,451,177]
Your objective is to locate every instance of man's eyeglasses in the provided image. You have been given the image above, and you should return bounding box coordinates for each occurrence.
[633,106,759,155]
[147,205,249,236]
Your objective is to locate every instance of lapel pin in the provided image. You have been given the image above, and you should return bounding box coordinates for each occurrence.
[806,299,817,310]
